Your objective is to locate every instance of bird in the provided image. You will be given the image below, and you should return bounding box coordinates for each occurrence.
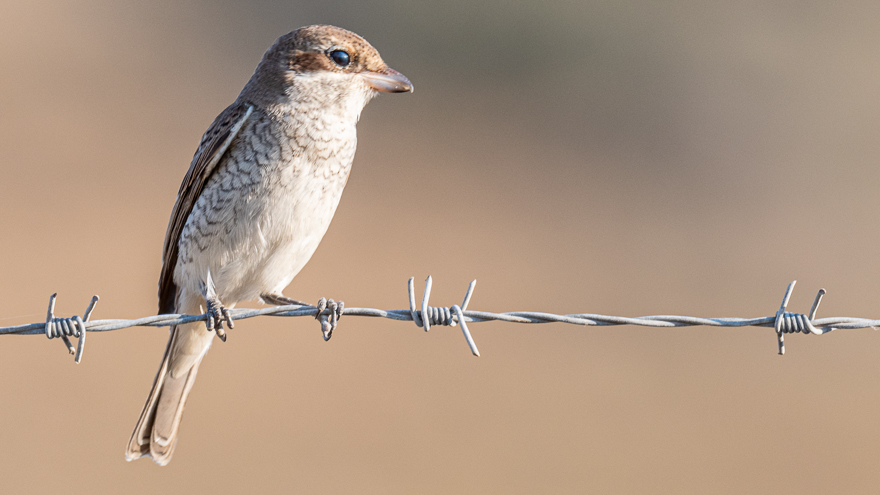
[124,25,412,465]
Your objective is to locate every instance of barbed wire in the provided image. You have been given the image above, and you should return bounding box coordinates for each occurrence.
[1,277,878,363]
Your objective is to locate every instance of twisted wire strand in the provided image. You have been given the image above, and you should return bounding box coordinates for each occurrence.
[1,279,877,362]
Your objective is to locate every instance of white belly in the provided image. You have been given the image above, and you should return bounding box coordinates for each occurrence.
[174,109,355,305]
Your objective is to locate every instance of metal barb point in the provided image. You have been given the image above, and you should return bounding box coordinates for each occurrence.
[76,296,99,364]
[452,304,480,357]
[808,289,826,321]
[774,281,796,355]
[422,276,433,332]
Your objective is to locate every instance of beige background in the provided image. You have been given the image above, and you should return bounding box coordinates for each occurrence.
[2,1,880,493]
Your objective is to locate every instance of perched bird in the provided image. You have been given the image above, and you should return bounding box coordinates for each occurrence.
[125,25,412,465]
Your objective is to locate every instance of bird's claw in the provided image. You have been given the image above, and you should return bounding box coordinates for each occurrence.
[205,296,234,342]
[315,297,344,341]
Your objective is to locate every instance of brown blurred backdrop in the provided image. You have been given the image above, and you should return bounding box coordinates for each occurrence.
[2,1,880,493]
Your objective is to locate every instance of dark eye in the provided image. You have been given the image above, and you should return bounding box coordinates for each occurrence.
[329,50,350,67]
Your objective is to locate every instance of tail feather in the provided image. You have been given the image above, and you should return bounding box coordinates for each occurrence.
[125,327,172,462]
[125,324,206,465]
[150,354,203,464]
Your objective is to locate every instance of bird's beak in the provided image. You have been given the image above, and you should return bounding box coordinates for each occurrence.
[359,68,413,93]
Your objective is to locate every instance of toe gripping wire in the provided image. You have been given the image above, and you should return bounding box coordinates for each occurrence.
[44,293,99,363]
[408,276,480,357]
[774,281,825,355]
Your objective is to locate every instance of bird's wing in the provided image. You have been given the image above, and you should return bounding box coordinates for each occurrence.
[158,103,254,314]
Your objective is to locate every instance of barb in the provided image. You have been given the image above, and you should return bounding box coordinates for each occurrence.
[774,281,825,355]
[44,293,99,363]
[2,279,878,363]
[408,276,480,356]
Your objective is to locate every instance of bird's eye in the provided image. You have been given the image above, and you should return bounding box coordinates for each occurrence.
[329,50,350,67]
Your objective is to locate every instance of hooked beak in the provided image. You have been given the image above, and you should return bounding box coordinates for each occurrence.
[359,68,413,93]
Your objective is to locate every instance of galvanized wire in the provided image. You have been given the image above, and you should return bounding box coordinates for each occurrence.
[1,278,877,362]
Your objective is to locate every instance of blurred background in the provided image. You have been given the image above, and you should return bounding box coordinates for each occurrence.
[2,1,880,493]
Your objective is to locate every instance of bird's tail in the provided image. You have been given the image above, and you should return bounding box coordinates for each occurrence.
[125,296,208,466]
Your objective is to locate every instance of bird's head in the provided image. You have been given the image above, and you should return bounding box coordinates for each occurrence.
[243,25,412,114]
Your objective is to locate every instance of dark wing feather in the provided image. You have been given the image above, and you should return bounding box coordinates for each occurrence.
[158,103,254,314]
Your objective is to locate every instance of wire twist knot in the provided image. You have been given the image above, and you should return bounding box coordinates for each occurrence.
[418,305,456,327]
[408,276,480,356]
[773,281,825,355]
[44,294,99,364]
[775,312,819,335]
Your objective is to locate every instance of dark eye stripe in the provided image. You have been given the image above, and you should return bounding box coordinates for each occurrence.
[329,50,350,67]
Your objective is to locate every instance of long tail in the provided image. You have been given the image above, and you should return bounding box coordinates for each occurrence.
[125,294,210,465]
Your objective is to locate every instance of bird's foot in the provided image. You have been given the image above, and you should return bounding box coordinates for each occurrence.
[205,296,234,342]
[315,297,344,341]
[260,293,343,341]
[199,270,233,342]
